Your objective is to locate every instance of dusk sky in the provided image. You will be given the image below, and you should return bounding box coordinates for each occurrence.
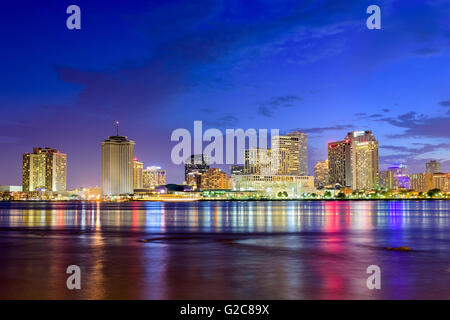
[1,0,449,188]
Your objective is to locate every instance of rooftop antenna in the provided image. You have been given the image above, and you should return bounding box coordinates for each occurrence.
[115,121,119,136]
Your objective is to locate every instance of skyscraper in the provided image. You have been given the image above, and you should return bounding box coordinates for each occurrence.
[101,123,135,196]
[142,166,166,189]
[133,158,143,190]
[313,160,329,188]
[328,140,351,187]
[22,147,67,192]
[328,131,379,190]
[272,135,300,175]
[287,131,308,176]
[184,154,209,182]
[426,160,441,174]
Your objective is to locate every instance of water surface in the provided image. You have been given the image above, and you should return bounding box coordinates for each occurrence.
[0,200,449,299]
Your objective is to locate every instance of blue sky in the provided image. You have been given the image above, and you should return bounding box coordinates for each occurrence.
[0,0,449,188]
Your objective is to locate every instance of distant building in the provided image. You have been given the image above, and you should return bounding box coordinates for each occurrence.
[432,173,449,192]
[426,160,441,174]
[0,185,23,192]
[101,123,135,195]
[185,154,209,182]
[142,166,166,189]
[387,164,410,189]
[287,131,308,176]
[201,168,230,190]
[133,158,143,190]
[22,147,67,192]
[186,171,203,191]
[328,140,351,188]
[328,131,379,190]
[379,171,388,189]
[313,160,329,188]
[272,135,300,175]
[410,173,433,192]
[230,165,244,175]
[244,148,272,175]
[232,174,315,197]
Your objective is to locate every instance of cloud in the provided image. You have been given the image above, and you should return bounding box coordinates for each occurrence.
[411,47,441,57]
[379,112,450,139]
[439,100,450,107]
[258,95,302,117]
[203,114,238,128]
[291,124,354,134]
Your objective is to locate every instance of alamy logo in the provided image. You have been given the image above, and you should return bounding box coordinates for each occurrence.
[66,265,81,290]
[171,120,280,166]
[366,265,381,289]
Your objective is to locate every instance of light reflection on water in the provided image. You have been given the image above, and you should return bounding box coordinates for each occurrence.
[0,200,449,299]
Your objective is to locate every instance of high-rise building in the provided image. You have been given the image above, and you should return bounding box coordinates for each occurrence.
[287,131,308,176]
[426,160,441,174]
[328,131,379,190]
[347,131,379,190]
[142,166,166,189]
[133,158,143,190]
[272,135,300,175]
[186,171,203,191]
[101,123,135,196]
[201,168,230,190]
[22,147,67,192]
[328,140,351,187]
[313,160,329,188]
[185,154,209,182]
[244,148,272,175]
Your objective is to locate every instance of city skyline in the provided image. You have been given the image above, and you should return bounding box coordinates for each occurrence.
[1,1,450,188]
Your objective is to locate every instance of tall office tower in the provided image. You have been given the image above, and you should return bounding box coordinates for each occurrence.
[426,160,441,174]
[272,135,300,175]
[230,165,244,175]
[201,168,230,190]
[184,154,209,182]
[379,171,388,189]
[328,140,352,187]
[313,160,329,188]
[346,131,379,190]
[244,148,272,174]
[101,123,135,196]
[142,166,166,189]
[133,158,143,190]
[22,147,67,192]
[287,131,308,176]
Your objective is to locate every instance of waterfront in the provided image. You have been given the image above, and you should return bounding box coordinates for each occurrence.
[0,200,449,299]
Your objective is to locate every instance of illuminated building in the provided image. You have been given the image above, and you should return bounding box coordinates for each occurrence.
[347,131,379,190]
[185,154,209,181]
[186,171,202,191]
[432,173,449,192]
[133,158,143,190]
[328,140,351,187]
[142,166,166,189]
[244,148,272,174]
[201,168,230,190]
[379,171,388,189]
[313,160,329,188]
[101,123,135,195]
[328,131,379,190]
[410,173,433,192]
[22,147,67,192]
[426,160,441,174]
[287,131,308,176]
[387,164,409,189]
[272,135,300,175]
[232,174,315,197]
